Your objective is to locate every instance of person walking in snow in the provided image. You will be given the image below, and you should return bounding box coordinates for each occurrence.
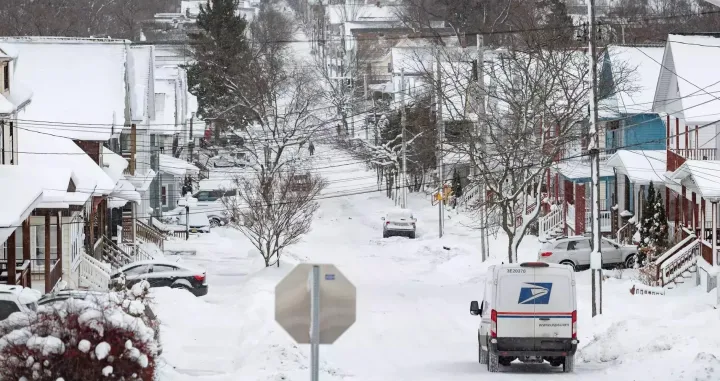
[308,141,315,156]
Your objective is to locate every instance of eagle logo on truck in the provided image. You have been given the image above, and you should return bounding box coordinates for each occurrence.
[518,283,553,304]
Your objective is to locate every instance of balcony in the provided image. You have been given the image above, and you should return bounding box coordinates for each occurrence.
[670,148,716,161]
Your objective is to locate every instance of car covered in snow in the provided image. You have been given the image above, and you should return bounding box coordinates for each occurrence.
[0,285,41,322]
[537,235,639,271]
[111,260,209,297]
[164,206,212,233]
[382,209,417,239]
[470,262,578,373]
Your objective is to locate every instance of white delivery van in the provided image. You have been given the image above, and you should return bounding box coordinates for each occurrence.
[470,262,578,373]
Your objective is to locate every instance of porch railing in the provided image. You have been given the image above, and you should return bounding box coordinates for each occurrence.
[538,207,564,239]
[617,222,635,245]
[584,210,612,233]
[49,259,63,292]
[641,228,699,287]
[458,182,481,210]
[16,260,31,288]
[77,253,111,291]
[94,236,133,270]
[516,202,538,227]
[670,148,717,161]
[136,219,166,251]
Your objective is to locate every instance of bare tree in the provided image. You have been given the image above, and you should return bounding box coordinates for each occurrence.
[223,168,327,267]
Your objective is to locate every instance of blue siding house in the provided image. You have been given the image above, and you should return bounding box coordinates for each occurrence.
[600,45,667,224]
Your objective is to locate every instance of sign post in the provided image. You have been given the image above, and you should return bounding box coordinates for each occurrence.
[275,263,357,380]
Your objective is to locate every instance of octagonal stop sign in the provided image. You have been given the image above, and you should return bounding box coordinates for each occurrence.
[275,263,356,344]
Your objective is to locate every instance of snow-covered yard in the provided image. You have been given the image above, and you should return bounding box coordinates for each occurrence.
[153,145,720,381]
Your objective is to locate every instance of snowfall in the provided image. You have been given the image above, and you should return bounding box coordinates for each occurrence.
[150,144,720,381]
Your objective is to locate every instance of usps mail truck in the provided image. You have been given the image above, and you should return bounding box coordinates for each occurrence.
[469,262,578,372]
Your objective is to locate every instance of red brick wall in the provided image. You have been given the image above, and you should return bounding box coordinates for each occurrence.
[75,140,101,164]
[576,183,586,234]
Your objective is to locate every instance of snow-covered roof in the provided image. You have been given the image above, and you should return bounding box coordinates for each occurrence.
[108,177,141,209]
[102,146,129,184]
[129,45,155,123]
[599,46,664,118]
[0,166,44,244]
[18,129,115,197]
[556,159,614,181]
[159,154,200,177]
[0,37,131,140]
[126,169,156,193]
[606,150,666,185]
[181,0,205,17]
[327,4,400,24]
[653,34,720,124]
[0,45,18,60]
[668,160,720,201]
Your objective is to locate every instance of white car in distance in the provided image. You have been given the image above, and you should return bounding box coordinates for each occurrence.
[382,209,417,239]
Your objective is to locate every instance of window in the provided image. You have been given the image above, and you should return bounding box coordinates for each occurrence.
[0,300,20,321]
[2,63,8,91]
[161,186,168,206]
[553,242,569,250]
[601,240,615,250]
[123,265,150,276]
[152,265,176,273]
[569,239,590,251]
[195,191,210,202]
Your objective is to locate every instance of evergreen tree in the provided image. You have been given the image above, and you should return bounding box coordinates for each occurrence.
[639,181,669,260]
[186,0,250,123]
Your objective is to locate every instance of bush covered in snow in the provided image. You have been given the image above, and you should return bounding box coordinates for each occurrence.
[0,281,160,380]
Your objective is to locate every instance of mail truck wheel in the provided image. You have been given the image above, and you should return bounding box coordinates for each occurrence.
[487,350,500,372]
[563,355,575,373]
[478,341,488,364]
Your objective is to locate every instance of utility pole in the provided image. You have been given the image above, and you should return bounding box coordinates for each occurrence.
[436,50,445,238]
[400,68,408,209]
[188,113,194,164]
[476,35,487,262]
[587,0,603,317]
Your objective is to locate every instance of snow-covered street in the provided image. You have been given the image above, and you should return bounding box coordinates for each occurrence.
[155,145,720,381]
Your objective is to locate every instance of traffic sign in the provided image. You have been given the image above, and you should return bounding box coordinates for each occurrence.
[275,263,356,344]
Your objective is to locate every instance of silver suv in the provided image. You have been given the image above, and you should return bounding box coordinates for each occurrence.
[537,235,639,271]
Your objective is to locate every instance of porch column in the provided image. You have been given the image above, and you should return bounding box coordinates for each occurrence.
[22,218,30,288]
[666,187,670,218]
[713,202,718,267]
[44,213,51,292]
[675,193,680,225]
[56,211,63,289]
[6,231,16,285]
[131,203,137,246]
[701,199,706,243]
[692,193,698,230]
[681,186,687,226]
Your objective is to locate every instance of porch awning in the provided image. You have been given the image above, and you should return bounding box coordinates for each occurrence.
[605,150,666,185]
[0,167,44,244]
[159,154,200,177]
[668,160,720,202]
[556,159,614,183]
[108,177,141,209]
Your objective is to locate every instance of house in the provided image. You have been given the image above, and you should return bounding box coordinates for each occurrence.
[0,37,167,292]
[0,44,32,166]
[642,33,720,289]
[597,45,667,236]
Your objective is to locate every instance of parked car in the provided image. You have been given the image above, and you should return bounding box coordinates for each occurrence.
[0,285,41,322]
[190,188,238,227]
[537,235,639,271]
[111,260,209,297]
[382,209,417,239]
[177,208,212,233]
[470,262,577,372]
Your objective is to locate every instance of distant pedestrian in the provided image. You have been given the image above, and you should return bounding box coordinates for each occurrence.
[336,124,341,136]
[308,142,315,156]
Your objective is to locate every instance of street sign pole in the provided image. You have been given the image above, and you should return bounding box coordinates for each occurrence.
[310,265,320,381]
